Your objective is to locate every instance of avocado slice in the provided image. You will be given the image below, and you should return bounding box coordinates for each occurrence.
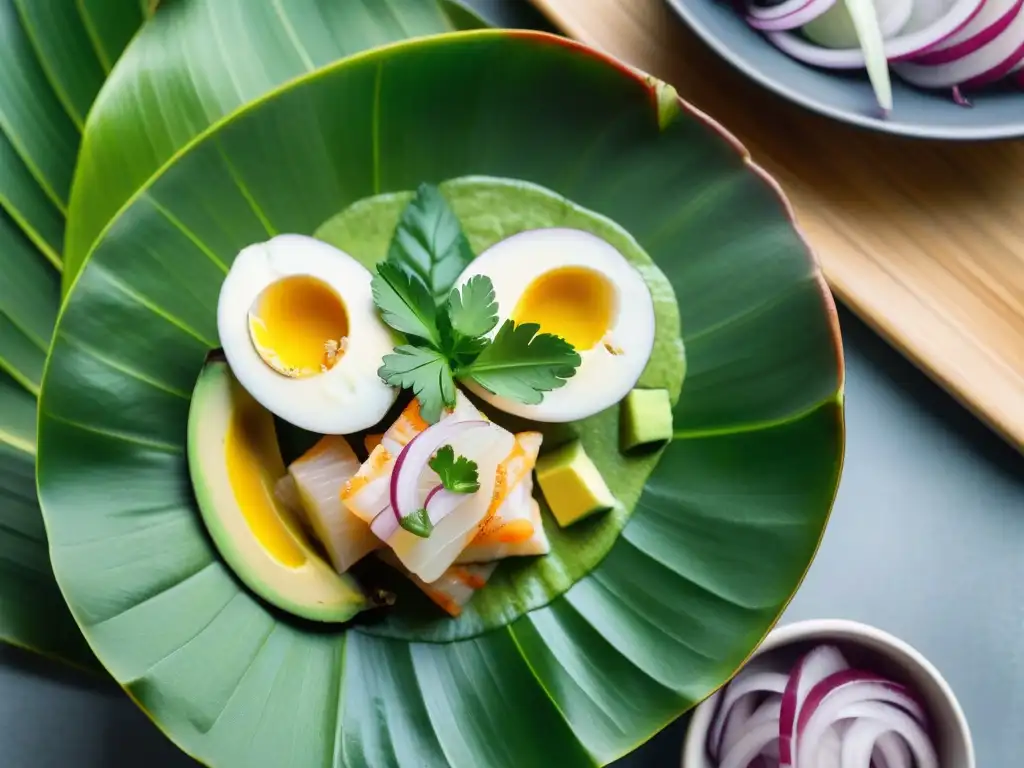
[620,388,673,454]
[188,359,381,623]
[535,440,617,528]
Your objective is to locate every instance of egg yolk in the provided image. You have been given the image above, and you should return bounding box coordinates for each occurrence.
[511,267,614,351]
[248,275,349,378]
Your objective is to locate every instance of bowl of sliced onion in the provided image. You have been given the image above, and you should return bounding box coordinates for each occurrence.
[666,0,1024,139]
[681,619,974,768]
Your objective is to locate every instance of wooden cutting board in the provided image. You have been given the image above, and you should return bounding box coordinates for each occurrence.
[532,0,1024,451]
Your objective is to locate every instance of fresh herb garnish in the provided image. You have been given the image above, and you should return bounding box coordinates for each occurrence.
[446,275,498,338]
[376,345,456,425]
[371,261,441,347]
[373,183,582,422]
[387,182,475,304]
[429,445,480,494]
[459,320,581,405]
[399,508,433,538]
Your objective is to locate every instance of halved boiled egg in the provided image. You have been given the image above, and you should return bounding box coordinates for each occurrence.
[217,234,398,434]
[454,228,656,422]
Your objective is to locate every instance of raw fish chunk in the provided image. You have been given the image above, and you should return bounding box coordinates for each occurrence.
[378,551,496,617]
[458,431,549,563]
[286,436,380,572]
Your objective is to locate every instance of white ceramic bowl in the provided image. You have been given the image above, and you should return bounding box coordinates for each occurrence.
[681,619,975,768]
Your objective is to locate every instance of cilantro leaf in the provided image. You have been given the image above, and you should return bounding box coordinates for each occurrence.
[437,308,487,365]
[429,445,480,494]
[399,509,433,538]
[377,345,456,423]
[387,183,475,305]
[446,275,498,339]
[371,262,440,347]
[459,320,581,405]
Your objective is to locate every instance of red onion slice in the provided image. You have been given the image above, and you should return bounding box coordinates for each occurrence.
[882,0,917,36]
[718,720,779,768]
[747,695,782,727]
[796,671,928,767]
[911,0,1023,65]
[815,725,843,768]
[425,484,469,525]
[893,3,1024,87]
[840,704,939,768]
[800,0,915,42]
[389,419,490,523]
[765,0,986,65]
[370,504,399,541]
[874,731,913,768]
[718,695,758,760]
[901,0,950,38]
[748,0,823,21]
[369,484,473,545]
[708,671,788,759]
[748,0,838,32]
[779,645,849,766]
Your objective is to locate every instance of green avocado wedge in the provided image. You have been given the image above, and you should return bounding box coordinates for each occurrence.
[188,359,378,624]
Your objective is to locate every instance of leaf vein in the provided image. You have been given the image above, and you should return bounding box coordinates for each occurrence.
[41,412,182,455]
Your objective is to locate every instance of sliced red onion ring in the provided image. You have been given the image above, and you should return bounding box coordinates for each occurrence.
[370,504,399,541]
[815,724,843,768]
[718,720,778,768]
[747,695,782,727]
[796,671,928,767]
[748,0,838,32]
[893,3,1024,87]
[800,0,915,43]
[911,0,1024,65]
[882,0,917,37]
[748,0,824,22]
[765,0,986,66]
[901,0,950,37]
[424,484,469,525]
[779,645,849,766]
[389,418,489,523]
[708,671,788,759]
[874,731,913,768]
[840,704,939,768]
[718,695,758,759]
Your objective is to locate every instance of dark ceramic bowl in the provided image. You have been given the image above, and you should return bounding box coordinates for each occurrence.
[665,0,1024,140]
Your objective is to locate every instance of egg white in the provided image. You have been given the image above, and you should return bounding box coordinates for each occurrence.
[455,227,656,422]
[217,234,398,434]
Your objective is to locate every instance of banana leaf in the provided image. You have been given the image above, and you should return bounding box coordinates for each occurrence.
[0,0,489,665]
[37,30,844,767]
[0,0,149,664]
[61,0,488,296]
[0,368,94,666]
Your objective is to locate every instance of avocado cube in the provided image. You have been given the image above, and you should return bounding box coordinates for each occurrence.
[620,388,673,454]
[535,440,616,528]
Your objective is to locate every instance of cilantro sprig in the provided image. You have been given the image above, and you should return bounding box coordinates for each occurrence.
[429,445,480,494]
[373,184,581,422]
[399,509,433,538]
[398,446,480,539]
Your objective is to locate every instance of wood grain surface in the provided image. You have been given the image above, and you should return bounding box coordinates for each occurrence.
[532,0,1024,451]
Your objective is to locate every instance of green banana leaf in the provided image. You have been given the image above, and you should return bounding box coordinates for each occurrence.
[0,0,149,664]
[61,0,487,296]
[38,29,844,767]
[0,0,491,665]
[0,369,93,666]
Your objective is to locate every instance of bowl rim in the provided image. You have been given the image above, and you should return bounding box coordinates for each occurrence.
[664,0,1024,141]
[680,617,976,768]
